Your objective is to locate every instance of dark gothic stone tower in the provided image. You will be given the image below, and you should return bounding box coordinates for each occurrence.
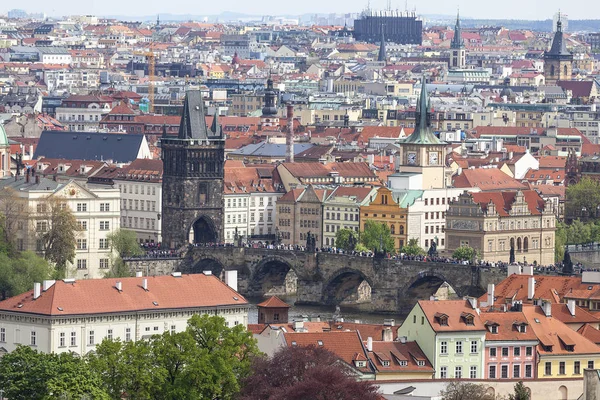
[161,90,224,248]
[544,13,573,85]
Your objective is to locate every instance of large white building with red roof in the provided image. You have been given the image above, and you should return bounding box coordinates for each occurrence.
[0,273,248,355]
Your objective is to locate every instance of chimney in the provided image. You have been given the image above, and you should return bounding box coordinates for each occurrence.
[25,168,30,183]
[567,299,576,316]
[367,336,373,352]
[383,319,395,327]
[136,271,143,277]
[225,270,238,292]
[542,301,552,317]
[286,104,294,163]
[383,327,393,342]
[399,336,407,344]
[33,282,41,300]
[203,270,212,276]
[293,320,304,331]
[29,144,33,157]
[527,277,535,300]
[522,265,533,275]
[507,264,521,276]
[115,281,122,292]
[42,280,56,291]
[487,284,495,307]
[142,278,148,291]
[35,175,40,184]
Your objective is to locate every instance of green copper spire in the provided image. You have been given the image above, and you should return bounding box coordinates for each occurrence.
[404,77,443,145]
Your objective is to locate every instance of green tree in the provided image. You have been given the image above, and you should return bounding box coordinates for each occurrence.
[0,187,28,255]
[334,228,358,251]
[0,345,108,400]
[107,229,144,258]
[566,177,600,220]
[555,221,568,261]
[509,381,530,400]
[38,197,79,279]
[104,229,143,278]
[452,245,478,262]
[401,238,425,256]
[0,251,52,300]
[440,381,494,400]
[360,220,395,254]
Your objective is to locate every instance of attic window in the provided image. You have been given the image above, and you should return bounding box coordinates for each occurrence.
[516,324,527,333]
[534,318,540,324]
[355,360,366,367]
[417,360,425,366]
[291,341,297,347]
[317,340,323,346]
[152,301,159,306]
[399,360,408,367]
[382,360,390,367]
[589,286,593,290]
[490,325,498,334]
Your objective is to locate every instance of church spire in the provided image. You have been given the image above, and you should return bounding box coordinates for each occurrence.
[403,77,443,145]
[378,23,386,62]
[451,10,464,49]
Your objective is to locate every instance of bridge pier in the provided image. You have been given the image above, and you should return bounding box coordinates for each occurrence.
[295,280,323,305]
[371,287,398,313]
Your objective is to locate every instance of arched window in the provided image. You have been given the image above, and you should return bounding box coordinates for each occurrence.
[550,65,555,76]
[510,237,515,249]
[517,237,522,251]
[524,237,529,252]
[564,64,568,78]
[399,225,404,235]
[390,224,396,235]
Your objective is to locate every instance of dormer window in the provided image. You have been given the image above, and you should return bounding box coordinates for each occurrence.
[516,324,527,333]
[355,360,366,367]
[490,325,498,334]
[435,313,449,326]
[399,360,408,366]
[461,312,475,326]
[417,360,425,366]
[382,360,390,367]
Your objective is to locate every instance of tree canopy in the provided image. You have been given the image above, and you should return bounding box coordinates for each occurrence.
[509,381,530,400]
[239,346,379,400]
[566,177,600,220]
[401,238,425,256]
[360,220,395,254]
[107,229,144,258]
[0,251,53,300]
[334,228,358,251]
[0,345,109,400]
[440,381,495,400]
[452,245,478,262]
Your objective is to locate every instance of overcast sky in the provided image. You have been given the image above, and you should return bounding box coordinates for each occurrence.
[2,0,593,21]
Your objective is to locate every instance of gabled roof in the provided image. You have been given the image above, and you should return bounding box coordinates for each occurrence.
[0,274,247,317]
[418,300,486,332]
[284,331,372,373]
[453,168,527,191]
[470,190,545,216]
[34,131,146,164]
[368,341,434,373]
[578,323,600,345]
[483,311,539,341]
[257,296,290,309]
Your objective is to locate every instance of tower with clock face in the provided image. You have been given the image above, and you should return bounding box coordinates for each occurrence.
[399,77,449,189]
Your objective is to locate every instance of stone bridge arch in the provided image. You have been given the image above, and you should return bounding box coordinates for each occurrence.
[248,255,299,298]
[322,267,375,306]
[189,256,226,280]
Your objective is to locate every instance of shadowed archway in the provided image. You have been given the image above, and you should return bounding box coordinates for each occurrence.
[323,269,373,306]
[189,216,218,244]
[249,258,297,297]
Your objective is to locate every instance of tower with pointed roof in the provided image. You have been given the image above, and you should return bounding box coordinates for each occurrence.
[161,90,225,248]
[450,11,466,69]
[398,77,449,189]
[261,76,279,128]
[377,23,386,63]
[544,13,573,85]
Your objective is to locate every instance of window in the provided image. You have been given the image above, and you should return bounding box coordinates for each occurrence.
[471,341,478,353]
[574,361,581,375]
[456,341,462,354]
[455,366,462,379]
[441,341,448,355]
[99,258,109,269]
[470,366,477,379]
[545,362,552,376]
[559,361,566,375]
[514,347,521,357]
[525,364,532,378]
[99,238,109,249]
[440,366,447,378]
[489,365,496,379]
[502,347,509,357]
[76,239,87,250]
[76,203,87,212]
[490,325,498,334]
[526,346,533,356]
[107,329,113,340]
[590,361,595,370]
[489,347,497,357]
[89,330,95,346]
[125,328,131,342]
[59,332,65,347]
[78,220,88,231]
[76,259,87,269]
[70,331,77,347]
[30,331,36,346]
[501,365,508,378]
[513,364,520,378]
[100,203,110,212]
[99,221,110,230]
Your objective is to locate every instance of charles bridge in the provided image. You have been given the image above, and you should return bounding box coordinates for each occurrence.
[126,246,506,313]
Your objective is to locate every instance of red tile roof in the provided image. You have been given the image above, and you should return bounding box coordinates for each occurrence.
[257,296,290,308]
[453,168,527,191]
[0,274,247,316]
[368,341,434,373]
[419,300,485,332]
[470,190,545,216]
[482,311,537,341]
[578,323,600,345]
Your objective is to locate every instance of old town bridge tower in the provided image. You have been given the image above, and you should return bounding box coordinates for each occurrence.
[161,90,224,248]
